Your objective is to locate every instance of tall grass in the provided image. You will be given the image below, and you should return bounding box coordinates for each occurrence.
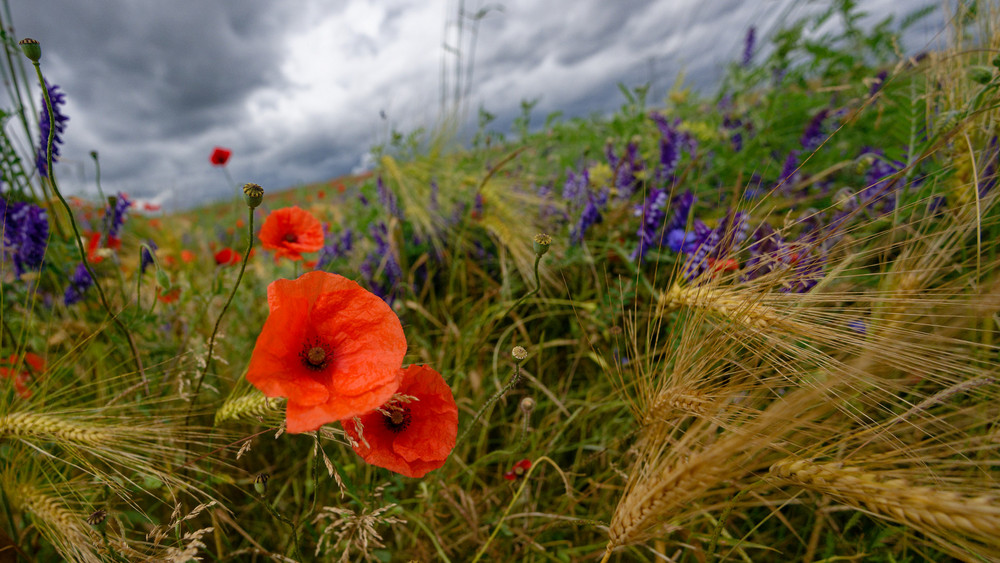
[0,1,998,561]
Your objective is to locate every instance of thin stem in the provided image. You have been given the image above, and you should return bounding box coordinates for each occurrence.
[456,362,521,448]
[499,252,542,320]
[31,61,146,391]
[256,492,301,561]
[189,206,255,410]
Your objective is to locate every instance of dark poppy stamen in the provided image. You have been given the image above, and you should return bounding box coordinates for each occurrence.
[284,233,298,243]
[299,339,332,371]
[383,407,411,433]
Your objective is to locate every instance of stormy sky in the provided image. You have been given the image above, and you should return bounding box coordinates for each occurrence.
[9,1,942,211]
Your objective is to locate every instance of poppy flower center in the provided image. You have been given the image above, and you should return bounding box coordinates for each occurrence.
[284,233,298,243]
[299,340,332,371]
[383,407,411,433]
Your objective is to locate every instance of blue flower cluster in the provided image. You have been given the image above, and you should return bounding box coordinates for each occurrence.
[35,82,69,178]
[63,262,93,305]
[1,197,49,278]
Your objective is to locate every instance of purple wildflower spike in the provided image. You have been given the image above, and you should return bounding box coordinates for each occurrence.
[64,262,93,305]
[630,187,669,262]
[35,82,69,178]
[570,191,603,245]
[742,27,756,67]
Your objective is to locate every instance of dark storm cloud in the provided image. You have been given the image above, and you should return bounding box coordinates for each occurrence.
[3,1,943,211]
[11,1,300,139]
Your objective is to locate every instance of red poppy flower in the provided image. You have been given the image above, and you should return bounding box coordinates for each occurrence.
[246,271,407,434]
[214,247,241,266]
[85,231,105,264]
[503,458,532,480]
[157,287,181,303]
[0,353,45,399]
[258,206,324,261]
[180,250,195,263]
[210,147,232,166]
[706,257,739,274]
[341,364,458,478]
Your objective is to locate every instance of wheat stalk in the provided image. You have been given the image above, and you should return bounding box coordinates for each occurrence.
[214,390,284,424]
[0,412,117,445]
[8,482,103,563]
[769,458,1000,553]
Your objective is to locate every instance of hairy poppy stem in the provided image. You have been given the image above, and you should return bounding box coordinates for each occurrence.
[456,362,522,449]
[189,204,255,415]
[30,57,148,393]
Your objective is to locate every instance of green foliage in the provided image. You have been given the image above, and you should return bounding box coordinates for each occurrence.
[1,0,999,561]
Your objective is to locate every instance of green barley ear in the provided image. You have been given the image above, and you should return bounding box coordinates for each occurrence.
[18,38,41,62]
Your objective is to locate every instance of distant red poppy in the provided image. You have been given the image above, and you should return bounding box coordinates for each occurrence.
[0,353,45,399]
[157,287,181,303]
[504,458,532,480]
[210,147,232,166]
[246,271,407,434]
[342,364,458,478]
[85,232,105,264]
[706,257,739,275]
[214,247,241,266]
[258,206,324,261]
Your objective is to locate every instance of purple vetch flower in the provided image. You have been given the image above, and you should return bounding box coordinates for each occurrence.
[35,82,69,178]
[315,228,354,270]
[868,70,888,98]
[630,187,669,262]
[570,191,603,245]
[800,109,831,151]
[562,168,589,207]
[376,175,403,219]
[607,140,643,199]
[2,198,50,278]
[859,148,905,213]
[360,222,402,304]
[742,26,756,67]
[650,113,684,183]
[63,262,93,305]
[140,239,157,274]
[743,222,783,281]
[105,192,131,239]
[777,150,800,191]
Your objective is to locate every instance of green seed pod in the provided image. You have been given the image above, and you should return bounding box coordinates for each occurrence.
[243,183,264,209]
[532,233,552,257]
[18,38,40,62]
[155,268,171,291]
[253,473,270,494]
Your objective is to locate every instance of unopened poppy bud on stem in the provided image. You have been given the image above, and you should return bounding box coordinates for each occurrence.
[520,396,535,416]
[512,346,528,362]
[243,182,264,209]
[253,473,269,494]
[18,38,40,62]
[533,233,551,257]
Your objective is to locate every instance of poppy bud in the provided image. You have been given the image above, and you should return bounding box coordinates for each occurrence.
[18,38,40,62]
[90,150,98,160]
[512,346,528,362]
[532,233,551,257]
[519,396,535,416]
[253,473,269,494]
[243,183,264,209]
[156,268,171,291]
